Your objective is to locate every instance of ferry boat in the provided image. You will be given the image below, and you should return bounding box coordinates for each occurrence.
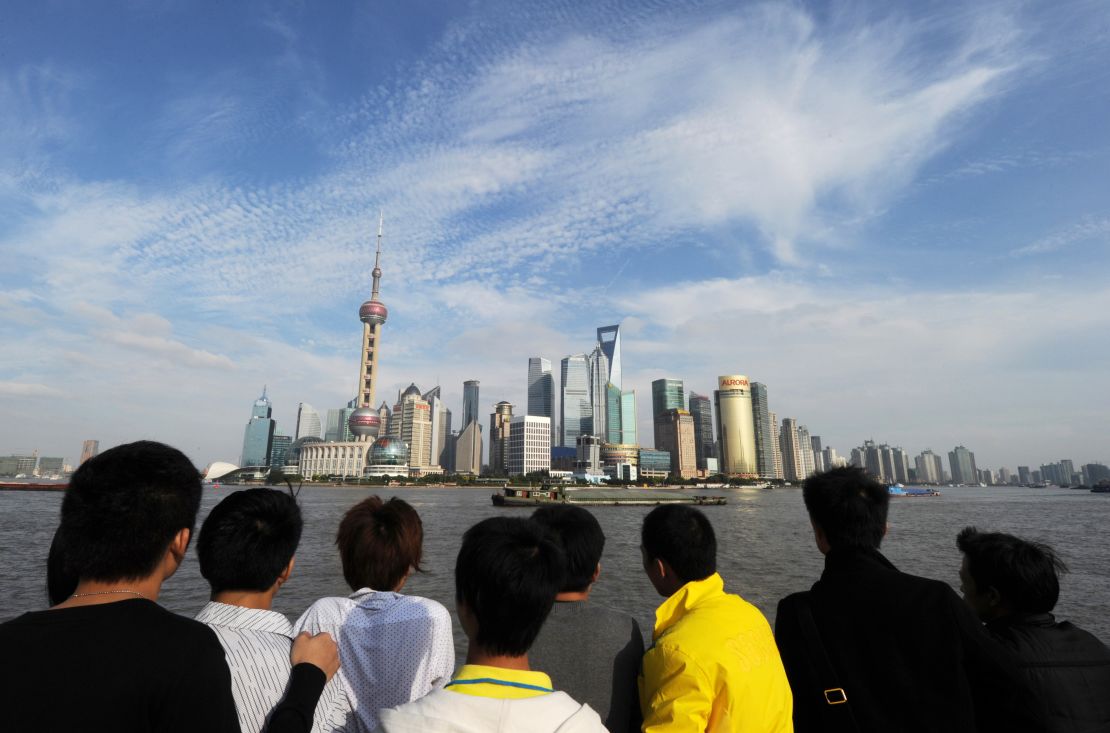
[493,484,727,507]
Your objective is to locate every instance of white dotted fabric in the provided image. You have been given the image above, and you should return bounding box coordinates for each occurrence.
[295,589,454,732]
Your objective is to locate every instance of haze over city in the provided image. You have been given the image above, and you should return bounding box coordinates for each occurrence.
[2,0,1108,470]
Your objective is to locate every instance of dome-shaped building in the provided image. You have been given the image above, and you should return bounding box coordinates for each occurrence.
[348,407,381,439]
[365,436,409,478]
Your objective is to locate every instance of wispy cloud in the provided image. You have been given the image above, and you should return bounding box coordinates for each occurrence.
[1012,215,1110,256]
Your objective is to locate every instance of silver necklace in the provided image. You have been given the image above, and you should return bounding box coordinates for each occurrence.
[70,589,150,601]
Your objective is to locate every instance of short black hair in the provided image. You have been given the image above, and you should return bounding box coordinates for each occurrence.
[46,527,78,606]
[956,526,1067,614]
[531,505,605,593]
[198,489,303,594]
[455,517,565,656]
[803,466,889,550]
[641,505,716,583]
[59,441,203,582]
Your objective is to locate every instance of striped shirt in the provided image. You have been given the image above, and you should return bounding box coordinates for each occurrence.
[196,602,352,733]
[294,589,455,732]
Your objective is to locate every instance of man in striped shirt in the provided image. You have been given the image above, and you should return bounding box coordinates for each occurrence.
[196,488,353,733]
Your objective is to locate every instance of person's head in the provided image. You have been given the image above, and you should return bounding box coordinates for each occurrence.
[58,440,203,584]
[956,526,1067,621]
[640,504,716,597]
[531,505,604,594]
[337,495,423,592]
[197,488,303,596]
[455,517,566,657]
[802,466,889,552]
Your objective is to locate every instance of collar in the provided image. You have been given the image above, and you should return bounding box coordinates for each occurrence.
[446,664,554,699]
[822,546,898,575]
[653,572,725,640]
[349,587,403,608]
[195,601,293,637]
[986,612,1057,630]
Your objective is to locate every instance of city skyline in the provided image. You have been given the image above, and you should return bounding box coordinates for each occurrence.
[2,2,1109,469]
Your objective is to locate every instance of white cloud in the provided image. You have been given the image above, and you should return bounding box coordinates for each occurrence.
[0,381,63,397]
[1012,216,1110,256]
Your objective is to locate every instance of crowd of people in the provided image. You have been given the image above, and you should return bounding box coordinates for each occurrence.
[2,439,1108,732]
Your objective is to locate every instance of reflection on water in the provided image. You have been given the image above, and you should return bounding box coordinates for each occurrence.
[3,485,1108,659]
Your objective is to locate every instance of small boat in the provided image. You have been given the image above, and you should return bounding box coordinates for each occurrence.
[492,484,726,507]
[1091,486,1110,494]
[888,485,941,497]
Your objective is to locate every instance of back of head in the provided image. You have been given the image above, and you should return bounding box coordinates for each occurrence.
[641,504,716,583]
[198,488,303,594]
[337,495,423,592]
[956,526,1066,614]
[59,440,202,582]
[531,504,605,593]
[455,516,566,656]
[802,466,889,550]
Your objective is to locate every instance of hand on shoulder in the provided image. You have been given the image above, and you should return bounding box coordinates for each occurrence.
[292,631,340,681]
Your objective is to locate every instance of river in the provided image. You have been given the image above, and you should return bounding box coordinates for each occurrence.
[2,485,1107,656]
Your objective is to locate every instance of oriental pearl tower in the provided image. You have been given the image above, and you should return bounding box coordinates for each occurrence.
[347,213,389,442]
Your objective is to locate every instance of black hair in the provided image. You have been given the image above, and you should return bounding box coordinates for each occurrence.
[956,526,1067,614]
[58,441,203,582]
[336,496,424,592]
[46,526,78,605]
[641,504,716,583]
[198,488,303,594]
[802,466,889,550]
[455,517,566,656]
[531,505,605,593]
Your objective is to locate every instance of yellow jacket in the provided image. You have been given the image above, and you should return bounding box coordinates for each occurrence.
[639,573,793,733]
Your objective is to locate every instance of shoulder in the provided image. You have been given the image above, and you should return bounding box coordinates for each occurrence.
[295,596,355,627]
[398,593,451,621]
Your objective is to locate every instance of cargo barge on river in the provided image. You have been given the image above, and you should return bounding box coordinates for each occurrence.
[492,485,727,507]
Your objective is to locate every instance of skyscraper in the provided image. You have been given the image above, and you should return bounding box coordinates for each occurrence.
[656,408,697,479]
[688,392,715,472]
[780,418,803,481]
[770,410,783,479]
[605,384,622,444]
[455,420,483,476]
[750,383,774,479]
[796,424,814,478]
[390,384,432,469]
[561,355,592,447]
[270,434,292,467]
[463,380,480,428]
[810,436,824,473]
[527,358,554,418]
[422,386,448,469]
[651,378,685,448]
[324,409,344,442]
[915,450,944,484]
[347,213,390,442]
[713,376,758,477]
[596,324,622,388]
[588,343,609,439]
[490,401,514,475]
[620,390,638,445]
[949,446,978,485]
[79,440,99,466]
[295,403,322,441]
[242,388,276,467]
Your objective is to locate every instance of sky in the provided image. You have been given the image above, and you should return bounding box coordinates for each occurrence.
[2,0,1108,472]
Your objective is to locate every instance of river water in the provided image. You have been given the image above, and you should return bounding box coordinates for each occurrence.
[2,485,1107,657]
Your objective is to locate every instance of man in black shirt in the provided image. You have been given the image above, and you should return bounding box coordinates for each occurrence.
[0,440,336,733]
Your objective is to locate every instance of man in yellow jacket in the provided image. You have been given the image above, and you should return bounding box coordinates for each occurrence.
[638,505,793,732]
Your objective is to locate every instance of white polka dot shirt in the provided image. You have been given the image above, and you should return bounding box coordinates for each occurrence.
[294,589,454,732]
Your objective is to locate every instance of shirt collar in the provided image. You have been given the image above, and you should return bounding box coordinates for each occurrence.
[452,664,554,690]
[349,587,403,608]
[653,572,725,639]
[195,601,294,637]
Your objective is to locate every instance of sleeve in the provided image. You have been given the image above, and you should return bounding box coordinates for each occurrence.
[773,595,816,732]
[160,631,242,733]
[263,663,328,733]
[947,589,1049,733]
[638,643,712,733]
[428,604,456,688]
[618,619,646,733]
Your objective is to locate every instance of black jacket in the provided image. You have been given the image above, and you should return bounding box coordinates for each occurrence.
[986,613,1110,733]
[775,547,1046,733]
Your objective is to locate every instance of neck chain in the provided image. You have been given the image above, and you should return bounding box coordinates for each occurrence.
[70,589,150,601]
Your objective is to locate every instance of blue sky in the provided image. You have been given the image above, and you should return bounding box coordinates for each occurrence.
[2,0,1108,471]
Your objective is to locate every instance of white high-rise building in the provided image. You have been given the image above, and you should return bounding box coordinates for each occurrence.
[295,403,323,441]
[770,411,783,479]
[780,418,804,481]
[797,424,815,478]
[596,324,621,388]
[508,415,551,476]
[527,357,555,444]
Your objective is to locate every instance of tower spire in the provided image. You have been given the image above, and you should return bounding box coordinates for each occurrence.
[371,210,384,301]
